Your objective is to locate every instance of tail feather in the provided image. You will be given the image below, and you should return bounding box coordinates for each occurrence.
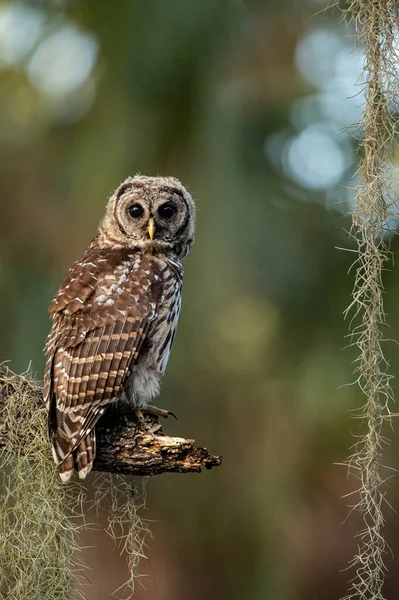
[58,454,74,483]
[55,432,95,482]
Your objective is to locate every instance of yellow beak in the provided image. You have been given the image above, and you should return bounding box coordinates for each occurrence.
[147,217,155,241]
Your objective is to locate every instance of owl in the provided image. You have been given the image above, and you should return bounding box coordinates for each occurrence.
[43,175,195,482]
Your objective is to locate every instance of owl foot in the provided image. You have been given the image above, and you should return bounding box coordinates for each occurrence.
[135,406,177,424]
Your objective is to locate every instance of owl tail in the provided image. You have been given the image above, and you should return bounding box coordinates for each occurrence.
[55,431,96,482]
[76,431,95,479]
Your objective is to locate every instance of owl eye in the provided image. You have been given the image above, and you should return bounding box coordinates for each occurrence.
[157,203,176,219]
[129,203,144,219]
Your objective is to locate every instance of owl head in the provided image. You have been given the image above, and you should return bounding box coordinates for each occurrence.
[99,175,195,259]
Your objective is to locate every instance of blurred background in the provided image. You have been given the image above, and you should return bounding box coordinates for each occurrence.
[2,0,399,598]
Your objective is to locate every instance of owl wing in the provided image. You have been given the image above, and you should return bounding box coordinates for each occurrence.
[44,247,161,480]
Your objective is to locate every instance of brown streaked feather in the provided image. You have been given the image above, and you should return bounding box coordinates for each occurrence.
[86,430,94,466]
[51,316,148,466]
[58,454,75,482]
[71,331,96,406]
[76,437,88,472]
[48,247,107,316]
[44,243,162,478]
[102,316,138,402]
[68,406,106,459]
[75,432,94,480]
[72,323,108,407]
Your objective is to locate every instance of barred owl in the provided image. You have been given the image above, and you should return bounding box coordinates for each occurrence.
[43,175,195,482]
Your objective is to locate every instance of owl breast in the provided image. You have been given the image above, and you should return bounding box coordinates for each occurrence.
[125,257,182,408]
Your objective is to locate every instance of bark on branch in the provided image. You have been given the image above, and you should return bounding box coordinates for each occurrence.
[94,407,222,475]
[0,371,222,477]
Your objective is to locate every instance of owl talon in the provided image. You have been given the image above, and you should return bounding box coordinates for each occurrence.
[135,408,146,424]
[137,406,177,420]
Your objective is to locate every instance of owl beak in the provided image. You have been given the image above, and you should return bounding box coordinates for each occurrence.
[147,217,155,241]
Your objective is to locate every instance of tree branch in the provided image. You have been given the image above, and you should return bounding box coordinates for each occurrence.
[0,370,222,477]
[94,407,222,475]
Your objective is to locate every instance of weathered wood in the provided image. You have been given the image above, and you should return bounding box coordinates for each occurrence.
[94,407,222,475]
[0,370,222,476]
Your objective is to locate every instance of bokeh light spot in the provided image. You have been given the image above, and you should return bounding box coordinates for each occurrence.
[284,125,347,190]
[295,27,344,91]
[27,24,99,97]
[0,3,44,67]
